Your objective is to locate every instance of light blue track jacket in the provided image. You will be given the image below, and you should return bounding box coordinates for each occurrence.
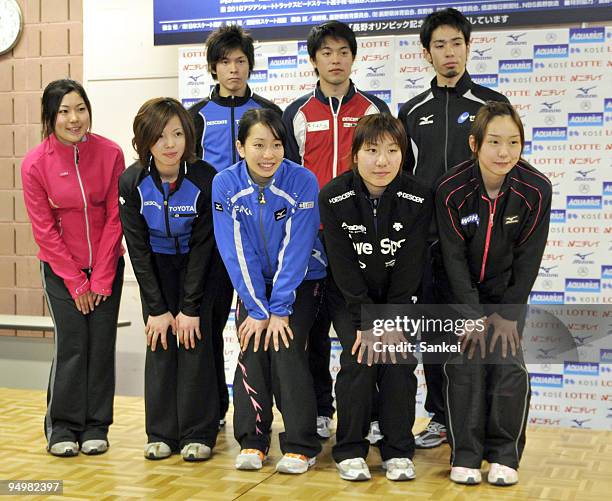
[212,158,327,320]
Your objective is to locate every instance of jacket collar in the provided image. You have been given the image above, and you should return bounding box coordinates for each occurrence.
[430,70,473,99]
[314,80,357,107]
[472,159,516,199]
[210,84,253,107]
[240,158,288,188]
[149,157,188,193]
[47,132,90,156]
[352,168,403,198]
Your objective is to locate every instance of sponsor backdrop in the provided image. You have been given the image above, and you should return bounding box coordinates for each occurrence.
[180,26,612,430]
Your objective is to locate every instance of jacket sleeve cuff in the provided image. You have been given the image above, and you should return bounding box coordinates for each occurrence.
[181,305,200,317]
[65,276,90,299]
[89,280,113,296]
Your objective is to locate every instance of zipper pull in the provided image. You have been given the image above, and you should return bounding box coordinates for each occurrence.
[490,212,494,227]
[258,188,266,204]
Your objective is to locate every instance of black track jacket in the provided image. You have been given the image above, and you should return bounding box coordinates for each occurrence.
[320,170,433,329]
[398,71,509,189]
[435,159,552,321]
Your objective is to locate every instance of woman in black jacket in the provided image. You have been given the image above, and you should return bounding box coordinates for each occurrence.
[435,101,552,486]
[319,114,432,482]
[119,98,220,462]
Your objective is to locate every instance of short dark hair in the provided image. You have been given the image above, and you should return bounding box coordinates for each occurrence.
[41,79,92,138]
[307,20,357,66]
[132,98,197,167]
[349,114,408,171]
[470,101,525,157]
[205,25,255,79]
[237,108,287,147]
[420,8,472,51]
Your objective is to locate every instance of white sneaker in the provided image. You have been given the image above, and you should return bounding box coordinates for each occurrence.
[415,421,448,449]
[144,442,172,460]
[316,416,332,439]
[81,439,108,455]
[48,441,79,457]
[487,463,518,486]
[275,453,316,474]
[336,457,371,481]
[235,449,266,470]
[382,458,416,481]
[181,443,211,462]
[366,421,383,445]
[450,466,482,485]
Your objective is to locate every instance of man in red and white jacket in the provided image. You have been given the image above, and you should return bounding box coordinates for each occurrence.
[282,21,390,441]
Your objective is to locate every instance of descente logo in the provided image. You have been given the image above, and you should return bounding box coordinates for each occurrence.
[206,120,228,126]
[144,200,162,210]
[329,190,355,204]
[396,191,424,203]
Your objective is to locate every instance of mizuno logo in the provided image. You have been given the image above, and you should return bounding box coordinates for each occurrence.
[505,215,519,224]
[274,208,287,221]
[418,114,434,125]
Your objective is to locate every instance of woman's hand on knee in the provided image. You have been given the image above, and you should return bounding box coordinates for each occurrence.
[487,313,519,358]
[74,290,95,314]
[176,312,201,350]
[145,312,176,351]
[238,315,270,352]
[264,315,293,352]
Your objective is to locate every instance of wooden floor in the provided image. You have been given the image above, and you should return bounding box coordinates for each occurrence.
[0,388,610,500]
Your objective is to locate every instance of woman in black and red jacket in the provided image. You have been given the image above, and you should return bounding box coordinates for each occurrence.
[319,114,432,482]
[435,101,552,486]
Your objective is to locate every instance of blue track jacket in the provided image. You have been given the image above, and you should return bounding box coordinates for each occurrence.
[212,159,327,320]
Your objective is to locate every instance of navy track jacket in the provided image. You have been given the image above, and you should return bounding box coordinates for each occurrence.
[119,159,216,316]
[212,159,327,320]
[189,84,282,171]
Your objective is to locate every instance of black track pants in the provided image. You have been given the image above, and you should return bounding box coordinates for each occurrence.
[232,280,323,458]
[42,258,124,447]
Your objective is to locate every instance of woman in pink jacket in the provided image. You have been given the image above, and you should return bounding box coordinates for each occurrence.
[21,79,125,457]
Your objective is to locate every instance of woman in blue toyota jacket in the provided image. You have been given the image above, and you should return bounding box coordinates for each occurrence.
[212,108,326,475]
[119,98,219,462]
[435,101,552,486]
[319,113,433,482]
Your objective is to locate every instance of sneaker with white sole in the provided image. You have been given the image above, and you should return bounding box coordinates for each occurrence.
[219,418,226,430]
[336,457,371,481]
[414,421,447,449]
[144,442,172,460]
[450,466,482,485]
[317,416,332,439]
[487,463,518,486]
[382,458,416,481]
[235,449,266,470]
[276,453,316,474]
[48,441,79,457]
[81,439,108,455]
[366,421,383,445]
[181,443,211,462]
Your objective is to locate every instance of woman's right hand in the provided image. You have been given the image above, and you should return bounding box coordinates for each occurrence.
[460,316,488,360]
[145,312,176,351]
[238,315,270,352]
[74,290,95,314]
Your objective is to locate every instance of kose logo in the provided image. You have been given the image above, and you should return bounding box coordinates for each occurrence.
[565,279,601,293]
[499,59,533,73]
[532,127,567,141]
[564,361,599,376]
[566,196,602,210]
[530,373,563,387]
[568,113,604,127]
[529,291,564,304]
[569,27,605,43]
[268,56,298,69]
[471,74,498,87]
[533,44,569,58]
